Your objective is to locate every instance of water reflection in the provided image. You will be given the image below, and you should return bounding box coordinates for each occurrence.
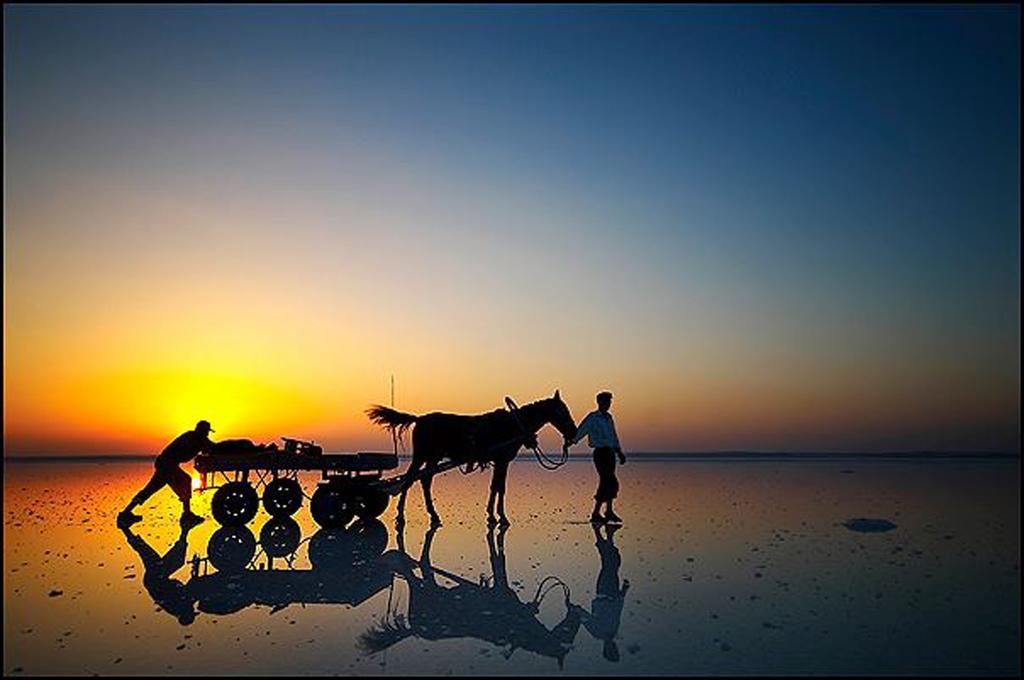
[574,524,630,662]
[121,518,404,625]
[120,517,629,668]
[360,523,629,667]
[361,524,583,667]
[120,523,199,625]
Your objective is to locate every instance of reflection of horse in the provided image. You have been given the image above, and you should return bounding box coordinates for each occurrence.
[120,517,630,666]
[359,525,582,667]
[366,391,578,527]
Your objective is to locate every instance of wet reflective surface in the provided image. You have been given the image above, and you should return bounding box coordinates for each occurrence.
[4,459,1020,675]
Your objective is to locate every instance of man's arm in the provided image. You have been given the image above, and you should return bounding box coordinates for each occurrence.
[609,417,625,463]
[573,413,594,446]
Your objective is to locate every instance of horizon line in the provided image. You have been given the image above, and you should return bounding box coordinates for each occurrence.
[4,450,1019,463]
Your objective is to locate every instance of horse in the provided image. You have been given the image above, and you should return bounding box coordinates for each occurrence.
[366,390,577,527]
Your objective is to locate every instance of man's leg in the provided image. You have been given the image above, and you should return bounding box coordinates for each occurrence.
[168,466,202,524]
[597,450,622,523]
[591,448,607,522]
[122,467,170,516]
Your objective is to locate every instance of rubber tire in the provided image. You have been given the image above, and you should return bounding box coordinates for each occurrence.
[355,488,390,520]
[310,483,355,529]
[350,519,388,563]
[262,478,303,517]
[208,525,256,573]
[308,527,354,570]
[259,517,301,557]
[212,481,260,526]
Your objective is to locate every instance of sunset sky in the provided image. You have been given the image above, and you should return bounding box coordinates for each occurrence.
[4,5,1020,455]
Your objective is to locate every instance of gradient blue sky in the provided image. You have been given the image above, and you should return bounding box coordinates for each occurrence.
[5,5,1020,453]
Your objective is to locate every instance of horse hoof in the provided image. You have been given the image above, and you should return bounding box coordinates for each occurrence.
[430,516,443,527]
[498,517,511,528]
[486,516,498,527]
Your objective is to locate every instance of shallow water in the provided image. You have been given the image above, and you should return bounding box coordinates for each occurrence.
[4,458,1020,675]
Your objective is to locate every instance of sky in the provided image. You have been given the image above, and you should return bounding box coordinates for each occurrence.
[4,5,1020,455]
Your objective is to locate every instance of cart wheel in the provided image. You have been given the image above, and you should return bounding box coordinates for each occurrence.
[308,527,354,570]
[355,489,389,520]
[212,481,259,526]
[262,478,303,517]
[310,484,355,529]
[350,519,388,563]
[209,525,256,573]
[259,517,301,557]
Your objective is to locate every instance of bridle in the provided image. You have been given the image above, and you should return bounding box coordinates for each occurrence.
[504,396,570,470]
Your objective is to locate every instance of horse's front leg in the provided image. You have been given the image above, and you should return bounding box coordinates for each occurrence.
[486,485,499,526]
[491,460,511,526]
[497,486,510,527]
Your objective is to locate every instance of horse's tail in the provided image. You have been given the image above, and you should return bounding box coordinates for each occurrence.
[365,405,419,443]
[357,615,413,654]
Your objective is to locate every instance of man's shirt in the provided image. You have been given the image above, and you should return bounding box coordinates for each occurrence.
[157,430,213,465]
[573,410,621,449]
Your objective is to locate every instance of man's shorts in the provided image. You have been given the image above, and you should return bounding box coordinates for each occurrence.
[134,461,192,504]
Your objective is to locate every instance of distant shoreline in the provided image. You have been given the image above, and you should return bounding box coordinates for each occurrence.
[4,451,1019,463]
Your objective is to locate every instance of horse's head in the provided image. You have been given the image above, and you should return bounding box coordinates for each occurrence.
[546,390,577,443]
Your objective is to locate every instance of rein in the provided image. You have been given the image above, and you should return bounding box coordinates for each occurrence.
[504,397,569,471]
[532,575,570,607]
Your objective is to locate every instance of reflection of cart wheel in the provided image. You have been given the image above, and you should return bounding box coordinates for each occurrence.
[355,489,389,520]
[262,478,303,517]
[308,528,354,569]
[350,519,388,562]
[310,484,355,529]
[209,525,256,573]
[259,517,301,557]
[212,482,259,526]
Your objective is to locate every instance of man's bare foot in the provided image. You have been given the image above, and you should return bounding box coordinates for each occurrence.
[590,512,606,524]
[604,511,623,524]
[180,511,205,527]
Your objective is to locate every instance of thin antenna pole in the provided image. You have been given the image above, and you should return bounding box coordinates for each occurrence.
[390,374,398,456]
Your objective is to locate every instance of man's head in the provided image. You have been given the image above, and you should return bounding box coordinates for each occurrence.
[596,391,613,412]
[195,420,214,436]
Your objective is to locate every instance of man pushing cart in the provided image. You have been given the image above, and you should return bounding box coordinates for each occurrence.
[118,420,217,527]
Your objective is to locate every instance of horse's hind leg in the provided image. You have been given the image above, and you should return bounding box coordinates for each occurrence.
[421,473,441,526]
[397,455,425,528]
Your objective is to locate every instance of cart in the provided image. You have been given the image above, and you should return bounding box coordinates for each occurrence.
[193,438,462,529]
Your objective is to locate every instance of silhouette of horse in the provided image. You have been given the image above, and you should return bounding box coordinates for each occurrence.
[366,390,577,527]
[359,524,581,667]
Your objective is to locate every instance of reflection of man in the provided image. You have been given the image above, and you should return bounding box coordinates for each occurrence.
[118,421,215,526]
[571,392,626,523]
[120,524,198,625]
[574,523,630,661]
